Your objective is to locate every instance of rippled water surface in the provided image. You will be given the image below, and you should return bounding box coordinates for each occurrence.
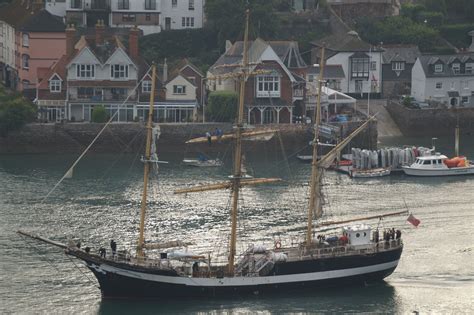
[1,135,473,314]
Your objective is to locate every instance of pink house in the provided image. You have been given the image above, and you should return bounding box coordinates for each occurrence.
[16,10,66,93]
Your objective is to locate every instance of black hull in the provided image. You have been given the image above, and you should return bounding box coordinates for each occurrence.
[76,246,403,299]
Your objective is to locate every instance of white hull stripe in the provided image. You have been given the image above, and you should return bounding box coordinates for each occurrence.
[94,260,399,287]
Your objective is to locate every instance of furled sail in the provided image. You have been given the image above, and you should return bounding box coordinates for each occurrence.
[174,178,282,194]
[185,129,277,144]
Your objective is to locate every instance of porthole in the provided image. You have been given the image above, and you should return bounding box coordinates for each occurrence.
[363,232,367,237]
[356,233,360,238]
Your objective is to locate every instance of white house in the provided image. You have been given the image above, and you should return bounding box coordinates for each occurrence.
[411,53,474,107]
[0,20,17,88]
[311,31,383,98]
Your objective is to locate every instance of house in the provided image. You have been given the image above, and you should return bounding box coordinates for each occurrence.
[0,0,44,90]
[311,30,383,99]
[411,53,474,107]
[208,38,307,124]
[381,44,420,98]
[37,24,198,123]
[46,0,205,34]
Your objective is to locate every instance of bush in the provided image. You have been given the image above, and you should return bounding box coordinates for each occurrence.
[0,86,36,136]
[440,23,474,49]
[91,105,108,123]
[206,91,238,122]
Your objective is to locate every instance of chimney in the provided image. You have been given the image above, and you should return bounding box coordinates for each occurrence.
[129,26,140,60]
[95,19,105,46]
[469,30,474,52]
[163,58,168,82]
[225,40,233,52]
[66,24,76,57]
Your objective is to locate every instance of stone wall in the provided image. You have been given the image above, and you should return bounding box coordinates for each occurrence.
[386,101,474,136]
[0,120,378,154]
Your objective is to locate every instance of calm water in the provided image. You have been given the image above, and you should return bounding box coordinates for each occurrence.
[1,135,473,314]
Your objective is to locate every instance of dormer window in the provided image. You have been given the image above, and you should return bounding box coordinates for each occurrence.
[111,64,129,79]
[22,33,29,47]
[392,62,405,71]
[142,80,152,93]
[434,64,443,73]
[77,64,95,78]
[49,75,62,93]
[452,63,460,74]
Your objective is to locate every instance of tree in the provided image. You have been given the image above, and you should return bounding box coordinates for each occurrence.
[0,86,36,136]
[206,91,238,122]
[91,105,107,123]
[205,0,281,48]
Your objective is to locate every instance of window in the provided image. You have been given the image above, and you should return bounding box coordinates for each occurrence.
[145,0,156,10]
[256,75,280,98]
[435,82,442,89]
[308,75,314,82]
[22,33,29,47]
[22,54,29,69]
[142,80,152,93]
[50,79,61,93]
[450,82,455,90]
[76,64,95,78]
[182,17,185,27]
[122,14,136,22]
[189,0,194,10]
[70,0,82,9]
[370,61,376,71]
[22,80,30,90]
[466,63,474,74]
[452,63,460,74]
[462,96,469,105]
[355,80,363,93]
[392,62,405,71]
[78,87,94,99]
[111,64,129,79]
[462,81,469,89]
[351,58,369,78]
[434,64,443,73]
[172,0,177,8]
[146,14,151,21]
[182,17,194,27]
[117,0,129,9]
[173,85,186,94]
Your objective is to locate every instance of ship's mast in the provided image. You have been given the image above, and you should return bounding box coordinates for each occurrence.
[228,9,250,275]
[306,47,326,245]
[137,64,157,257]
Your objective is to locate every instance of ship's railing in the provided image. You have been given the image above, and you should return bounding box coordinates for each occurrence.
[295,239,402,261]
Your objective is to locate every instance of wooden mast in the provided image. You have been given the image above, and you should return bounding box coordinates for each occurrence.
[137,64,157,257]
[306,47,325,245]
[228,9,250,275]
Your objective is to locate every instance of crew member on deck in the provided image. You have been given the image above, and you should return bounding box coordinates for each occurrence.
[110,240,117,258]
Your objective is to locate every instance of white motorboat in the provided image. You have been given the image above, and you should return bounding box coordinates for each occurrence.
[402,154,474,176]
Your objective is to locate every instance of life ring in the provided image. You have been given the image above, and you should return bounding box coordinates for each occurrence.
[275,240,282,249]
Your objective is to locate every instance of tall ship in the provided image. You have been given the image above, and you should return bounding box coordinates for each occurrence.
[19,10,407,298]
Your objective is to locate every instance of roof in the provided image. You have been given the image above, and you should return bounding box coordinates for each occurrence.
[20,10,65,33]
[311,31,380,56]
[417,53,474,78]
[307,64,345,79]
[0,0,42,28]
[382,45,421,64]
[209,38,306,75]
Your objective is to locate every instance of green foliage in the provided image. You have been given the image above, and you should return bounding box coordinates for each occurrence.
[206,91,238,122]
[91,105,107,123]
[0,86,36,136]
[445,0,474,21]
[356,16,440,52]
[140,28,220,73]
[205,0,281,48]
[440,23,474,49]
[422,0,447,16]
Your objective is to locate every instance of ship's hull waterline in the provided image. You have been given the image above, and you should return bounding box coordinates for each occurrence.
[73,246,402,298]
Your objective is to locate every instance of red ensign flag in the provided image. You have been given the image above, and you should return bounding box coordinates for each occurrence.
[407,214,420,227]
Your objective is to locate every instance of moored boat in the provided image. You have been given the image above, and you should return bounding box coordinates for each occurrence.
[402,154,474,176]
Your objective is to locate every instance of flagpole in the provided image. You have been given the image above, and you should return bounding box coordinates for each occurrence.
[368,46,371,117]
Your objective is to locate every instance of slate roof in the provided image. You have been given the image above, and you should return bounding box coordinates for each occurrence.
[382,45,421,64]
[209,38,306,75]
[418,53,474,78]
[307,64,345,79]
[21,10,65,33]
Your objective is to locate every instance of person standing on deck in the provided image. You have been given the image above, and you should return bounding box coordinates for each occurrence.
[110,240,117,258]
